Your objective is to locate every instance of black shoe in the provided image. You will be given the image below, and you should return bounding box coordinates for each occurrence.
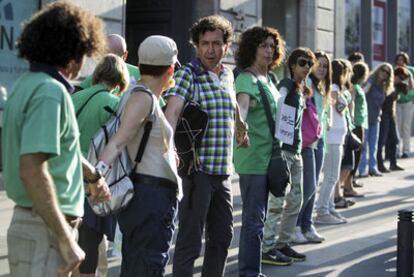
[390,164,404,171]
[262,249,293,266]
[401,153,409,159]
[378,165,390,173]
[278,245,306,262]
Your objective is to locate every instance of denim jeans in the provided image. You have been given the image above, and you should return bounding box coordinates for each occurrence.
[359,122,380,175]
[118,179,178,277]
[263,150,303,252]
[315,144,343,215]
[238,175,269,277]
[297,139,324,231]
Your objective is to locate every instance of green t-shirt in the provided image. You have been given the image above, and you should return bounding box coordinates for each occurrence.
[398,66,414,104]
[234,73,280,175]
[72,84,120,156]
[2,72,84,217]
[353,84,368,129]
[343,89,355,130]
[79,63,140,91]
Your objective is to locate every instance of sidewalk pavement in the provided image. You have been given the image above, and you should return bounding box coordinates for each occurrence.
[0,143,414,276]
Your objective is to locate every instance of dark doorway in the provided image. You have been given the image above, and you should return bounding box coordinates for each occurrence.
[125,0,195,66]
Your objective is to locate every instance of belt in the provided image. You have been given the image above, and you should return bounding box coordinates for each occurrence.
[130,173,177,190]
[16,206,82,229]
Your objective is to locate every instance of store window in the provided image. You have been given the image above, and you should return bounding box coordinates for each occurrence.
[398,0,410,53]
[345,0,361,56]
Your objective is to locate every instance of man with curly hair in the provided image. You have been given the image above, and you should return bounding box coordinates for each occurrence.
[2,1,110,276]
[165,15,240,277]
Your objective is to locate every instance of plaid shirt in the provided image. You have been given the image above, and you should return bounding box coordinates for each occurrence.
[165,58,236,175]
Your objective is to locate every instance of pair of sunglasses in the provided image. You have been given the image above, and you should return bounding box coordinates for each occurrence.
[297,58,314,68]
[381,67,391,76]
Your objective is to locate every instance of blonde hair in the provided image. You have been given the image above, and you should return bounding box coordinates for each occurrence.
[370,62,394,95]
[92,53,130,94]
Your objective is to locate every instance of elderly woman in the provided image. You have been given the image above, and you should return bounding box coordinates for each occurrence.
[234,26,286,274]
[72,53,129,277]
[358,63,394,177]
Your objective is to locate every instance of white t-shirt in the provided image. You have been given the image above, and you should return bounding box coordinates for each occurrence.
[326,84,347,145]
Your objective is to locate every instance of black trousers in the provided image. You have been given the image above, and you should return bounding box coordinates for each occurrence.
[172,172,233,277]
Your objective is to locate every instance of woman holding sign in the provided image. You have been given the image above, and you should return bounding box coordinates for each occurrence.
[234,26,287,274]
[263,47,316,264]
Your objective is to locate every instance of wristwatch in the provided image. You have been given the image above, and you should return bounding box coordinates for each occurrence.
[95,160,110,176]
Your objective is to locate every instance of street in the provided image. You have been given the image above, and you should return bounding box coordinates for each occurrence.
[0,142,413,276]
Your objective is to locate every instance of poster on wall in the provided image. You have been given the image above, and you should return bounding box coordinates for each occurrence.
[0,1,38,92]
[345,0,361,56]
[373,0,386,61]
[398,0,410,53]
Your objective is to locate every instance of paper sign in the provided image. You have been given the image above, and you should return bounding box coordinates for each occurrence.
[276,103,296,145]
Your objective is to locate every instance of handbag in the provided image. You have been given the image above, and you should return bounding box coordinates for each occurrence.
[86,86,155,216]
[252,71,290,197]
[301,97,321,148]
[174,68,209,177]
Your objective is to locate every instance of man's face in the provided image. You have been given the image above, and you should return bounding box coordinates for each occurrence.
[196,29,228,72]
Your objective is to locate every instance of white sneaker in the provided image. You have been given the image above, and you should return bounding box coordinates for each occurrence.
[291,226,308,244]
[329,209,347,223]
[314,213,345,225]
[303,225,325,243]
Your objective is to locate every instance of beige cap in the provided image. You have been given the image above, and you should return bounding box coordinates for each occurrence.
[138,35,179,66]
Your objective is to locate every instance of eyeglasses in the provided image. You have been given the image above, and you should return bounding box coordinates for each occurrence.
[381,67,391,76]
[297,58,314,68]
[258,42,276,50]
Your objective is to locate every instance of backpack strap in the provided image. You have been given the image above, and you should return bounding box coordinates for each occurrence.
[76,89,107,118]
[128,85,156,166]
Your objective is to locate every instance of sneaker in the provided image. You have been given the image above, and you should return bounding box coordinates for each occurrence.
[303,225,325,243]
[330,209,347,223]
[369,170,382,177]
[353,179,364,188]
[314,213,345,225]
[278,245,306,262]
[401,153,409,159]
[291,226,308,244]
[262,249,293,266]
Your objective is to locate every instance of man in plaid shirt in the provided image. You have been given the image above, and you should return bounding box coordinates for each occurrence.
[164,15,237,277]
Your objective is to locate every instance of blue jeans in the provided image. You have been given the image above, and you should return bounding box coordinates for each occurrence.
[118,175,178,277]
[297,139,324,231]
[359,122,380,175]
[238,175,269,277]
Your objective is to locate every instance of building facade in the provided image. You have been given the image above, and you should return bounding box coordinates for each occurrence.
[1,0,413,91]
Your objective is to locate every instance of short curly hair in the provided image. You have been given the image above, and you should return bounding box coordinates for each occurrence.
[190,15,233,46]
[235,26,285,70]
[17,1,106,67]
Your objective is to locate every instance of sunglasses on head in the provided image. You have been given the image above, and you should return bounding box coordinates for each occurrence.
[297,58,314,68]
